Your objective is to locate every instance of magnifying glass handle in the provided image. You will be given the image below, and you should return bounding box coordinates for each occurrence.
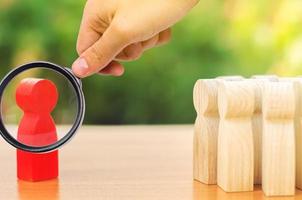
[65,67,82,88]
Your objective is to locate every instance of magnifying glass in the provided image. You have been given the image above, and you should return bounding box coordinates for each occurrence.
[0,61,85,153]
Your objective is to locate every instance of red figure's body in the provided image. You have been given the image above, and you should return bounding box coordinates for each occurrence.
[16,78,59,181]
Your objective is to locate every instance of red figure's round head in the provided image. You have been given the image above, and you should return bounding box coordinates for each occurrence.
[16,78,58,113]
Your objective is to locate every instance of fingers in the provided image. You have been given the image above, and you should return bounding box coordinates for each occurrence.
[157,28,172,46]
[72,25,171,77]
[116,43,143,61]
[72,22,131,78]
[98,61,125,76]
[141,34,159,50]
[142,28,171,49]
[115,29,172,61]
[76,2,105,55]
[76,16,102,55]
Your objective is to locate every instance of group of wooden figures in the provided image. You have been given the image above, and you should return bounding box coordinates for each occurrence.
[193,75,302,196]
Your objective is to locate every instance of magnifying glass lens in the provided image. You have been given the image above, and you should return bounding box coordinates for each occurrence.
[1,67,78,148]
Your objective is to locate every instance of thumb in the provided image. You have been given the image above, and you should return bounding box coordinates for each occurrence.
[72,24,131,78]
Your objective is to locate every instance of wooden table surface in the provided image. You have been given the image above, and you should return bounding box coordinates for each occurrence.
[0,125,302,200]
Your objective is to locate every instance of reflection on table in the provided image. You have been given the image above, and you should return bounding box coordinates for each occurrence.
[18,179,59,200]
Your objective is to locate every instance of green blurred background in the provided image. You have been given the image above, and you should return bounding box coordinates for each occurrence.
[0,0,302,124]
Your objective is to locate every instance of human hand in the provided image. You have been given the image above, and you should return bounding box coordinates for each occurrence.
[72,0,199,77]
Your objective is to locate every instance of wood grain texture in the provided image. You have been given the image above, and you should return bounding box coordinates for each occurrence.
[262,82,296,196]
[294,79,302,190]
[279,77,302,191]
[193,79,219,184]
[217,80,255,192]
[250,75,278,185]
[1,125,302,200]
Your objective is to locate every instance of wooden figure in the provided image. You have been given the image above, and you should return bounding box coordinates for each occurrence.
[217,80,254,192]
[216,76,244,81]
[279,77,302,191]
[262,81,295,196]
[193,79,219,184]
[250,75,278,185]
[16,78,59,181]
[294,79,302,190]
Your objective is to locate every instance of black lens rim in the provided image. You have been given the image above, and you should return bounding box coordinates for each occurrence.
[0,61,85,153]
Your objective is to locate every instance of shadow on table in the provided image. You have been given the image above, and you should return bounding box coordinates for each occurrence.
[193,180,302,200]
[18,179,60,200]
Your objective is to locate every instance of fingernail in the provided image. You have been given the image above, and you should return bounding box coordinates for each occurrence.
[72,57,89,77]
[113,67,124,76]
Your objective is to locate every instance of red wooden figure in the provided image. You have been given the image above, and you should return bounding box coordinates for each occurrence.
[16,78,59,181]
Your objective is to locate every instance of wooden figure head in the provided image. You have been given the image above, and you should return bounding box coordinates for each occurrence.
[193,79,219,116]
[16,78,58,114]
[218,80,255,118]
